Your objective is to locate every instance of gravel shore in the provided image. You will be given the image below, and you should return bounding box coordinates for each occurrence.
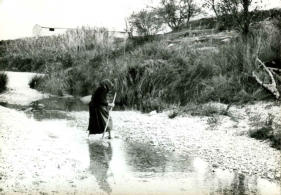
[110,102,281,182]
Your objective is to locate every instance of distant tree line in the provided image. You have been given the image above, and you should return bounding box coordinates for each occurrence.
[203,0,263,35]
[127,0,271,36]
[127,0,201,36]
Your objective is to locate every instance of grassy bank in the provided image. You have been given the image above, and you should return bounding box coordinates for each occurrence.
[111,25,280,111]
[1,19,280,112]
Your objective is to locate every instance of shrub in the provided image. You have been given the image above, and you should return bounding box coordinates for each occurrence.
[36,62,69,96]
[249,114,281,150]
[65,68,92,96]
[29,75,45,89]
[0,72,8,93]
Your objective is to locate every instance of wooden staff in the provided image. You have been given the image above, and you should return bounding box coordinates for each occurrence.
[102,93,117,139]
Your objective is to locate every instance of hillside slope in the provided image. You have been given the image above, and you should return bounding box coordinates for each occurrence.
[0,17,280,110]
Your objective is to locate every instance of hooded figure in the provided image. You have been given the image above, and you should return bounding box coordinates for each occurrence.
[88,79,114,138]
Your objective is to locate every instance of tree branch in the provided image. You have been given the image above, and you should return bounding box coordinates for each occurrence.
[252,58,280,99]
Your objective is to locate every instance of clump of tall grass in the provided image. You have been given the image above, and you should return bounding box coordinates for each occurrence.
[29,75,45,89]
[40,63,74,96]
[110,24,277,112]
[0,72,8,93]
[4,26,117,72]
[249,114,281,150]
[35,58,109,96]
[112,40,217,110]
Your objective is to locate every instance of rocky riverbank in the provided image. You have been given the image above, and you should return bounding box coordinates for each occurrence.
[70,101,281,182]
[1,71,280,194]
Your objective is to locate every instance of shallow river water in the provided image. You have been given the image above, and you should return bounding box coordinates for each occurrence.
[0,97,280,195]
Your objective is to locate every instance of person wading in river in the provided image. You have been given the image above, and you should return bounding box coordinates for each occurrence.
[88,79,114,139]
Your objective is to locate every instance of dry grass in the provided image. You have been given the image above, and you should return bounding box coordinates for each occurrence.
[2,21,280,111]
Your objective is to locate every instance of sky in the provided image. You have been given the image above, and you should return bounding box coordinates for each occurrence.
[0,0,280,40]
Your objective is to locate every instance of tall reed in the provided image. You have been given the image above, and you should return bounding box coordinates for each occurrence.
[2,23,280,110]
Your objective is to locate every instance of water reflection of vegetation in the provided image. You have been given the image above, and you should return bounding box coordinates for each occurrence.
[124,142,192,173]
[35,97,88,112]
[0,96,87,120]
[28,97,88,120]
[0,102,25,110]
[27,110,72,121]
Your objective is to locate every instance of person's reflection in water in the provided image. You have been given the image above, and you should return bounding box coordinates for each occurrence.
[230,173,247,195]
[88,141,113,194]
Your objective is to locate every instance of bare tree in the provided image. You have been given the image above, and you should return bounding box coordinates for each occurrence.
[158,0,201,31]
[202,0,220,17]
[241,0,251,35]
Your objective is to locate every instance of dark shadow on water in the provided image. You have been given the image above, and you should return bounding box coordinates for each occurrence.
[0,101,27,110]
[87,139,280,195]
[124,142,192,173]
[35,97,88,112]
[31,97,88,120]
[88,141,113,194]
[0,96,88,120]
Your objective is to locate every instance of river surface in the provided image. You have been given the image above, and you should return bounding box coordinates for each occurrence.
[0,72,280,194]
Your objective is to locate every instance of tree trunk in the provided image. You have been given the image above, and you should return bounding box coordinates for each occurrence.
[242,0,250,36]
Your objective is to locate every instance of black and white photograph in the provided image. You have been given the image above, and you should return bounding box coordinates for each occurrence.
[0,0,281,194]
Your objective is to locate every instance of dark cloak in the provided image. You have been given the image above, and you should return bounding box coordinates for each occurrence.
[88,85,111,134]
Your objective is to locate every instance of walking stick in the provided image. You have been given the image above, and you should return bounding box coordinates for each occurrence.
[102,92,117,139]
